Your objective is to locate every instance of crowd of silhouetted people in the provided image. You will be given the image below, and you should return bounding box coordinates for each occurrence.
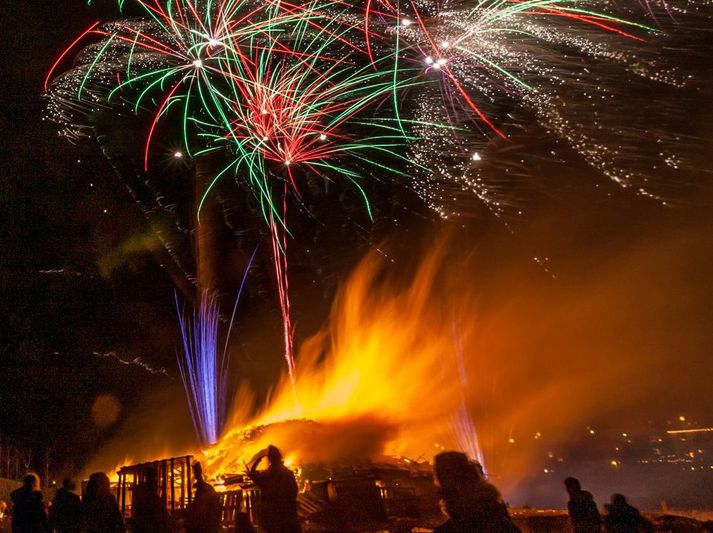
[563,477,655,533]
[5,472,126,533]
[0,446,299,533]
[0,445,701,532]
[428,456,657,533]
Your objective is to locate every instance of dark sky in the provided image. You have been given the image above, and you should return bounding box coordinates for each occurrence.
[1,2,180,471]
[1,0,713,481]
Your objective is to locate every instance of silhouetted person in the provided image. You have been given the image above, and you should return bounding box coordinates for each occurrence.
[565,477,602,533]
[432,451,520,533]
[10,474,49,533]
[603,494,653,533]
[83,472,125,533]
[131,467,168,533]
[185,462,221,533]
[248,445,300,533]
[49,478,83,533]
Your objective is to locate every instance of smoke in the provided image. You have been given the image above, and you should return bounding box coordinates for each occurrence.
[96,226,164,279]
[79,383,196,481]
[79,207,713,508]
[207,216,713,499]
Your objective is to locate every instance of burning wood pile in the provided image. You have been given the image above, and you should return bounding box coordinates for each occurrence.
[115,450,442,531]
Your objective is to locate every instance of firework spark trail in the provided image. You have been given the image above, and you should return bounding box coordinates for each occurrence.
[268,185,297,395]
[389,0,707,219]
[175,249,257,445]
[48,0,335,167]
[271,217,297,393]
[176,289,222,445]
[220,245,259,381]
[46,0,420,225]
[192,8,420,227]
[451,323,486,472]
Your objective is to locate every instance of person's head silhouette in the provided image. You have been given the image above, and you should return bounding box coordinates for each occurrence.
[433,451,480,489]
[192,461,204,482]
[267,445,283,466]
[87,472,111,499]
[62,478,76,491]
[22,473,40,491]
[610,493,627,506]
[564,477,581,495]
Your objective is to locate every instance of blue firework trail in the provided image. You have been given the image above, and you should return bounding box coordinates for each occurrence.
[176,249,256,445]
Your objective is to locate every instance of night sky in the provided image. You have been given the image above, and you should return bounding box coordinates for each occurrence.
[2,0,713,500]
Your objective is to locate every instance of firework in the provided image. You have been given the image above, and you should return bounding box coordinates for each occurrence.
[387,0,703,218]
[451,323,486,471]
[175,248,255,445]
[176,290,223,445]
[45,0,421,390]
[190,17,419,225]
[45,0,705,457]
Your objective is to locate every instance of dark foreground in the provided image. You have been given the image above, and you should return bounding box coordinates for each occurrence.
[2,509,711,532]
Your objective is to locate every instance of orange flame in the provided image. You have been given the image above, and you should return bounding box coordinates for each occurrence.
[205,245,477,476]
[90,235,655,499]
